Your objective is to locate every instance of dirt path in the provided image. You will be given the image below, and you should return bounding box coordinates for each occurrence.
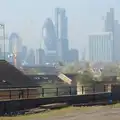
[34,107,120,120]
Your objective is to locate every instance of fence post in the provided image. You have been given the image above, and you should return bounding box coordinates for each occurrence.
[9,89,11,99]
[93,85,95,93]
[69,86,72,95]
[42,88,44,97]
[56,87,59,96]
[104,85,106,92]
[82,86,84,94]
[27,88,29,98]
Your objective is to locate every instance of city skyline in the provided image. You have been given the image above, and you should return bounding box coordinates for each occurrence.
[0,0,119,59]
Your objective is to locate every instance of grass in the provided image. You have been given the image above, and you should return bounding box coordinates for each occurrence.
[1,103,120,120]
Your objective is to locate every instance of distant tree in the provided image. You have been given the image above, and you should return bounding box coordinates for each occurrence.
[62,64,78,73]
[76,70,94,85]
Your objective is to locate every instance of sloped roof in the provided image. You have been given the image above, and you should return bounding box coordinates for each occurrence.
[0,60,39,88]
[21,65,59,75]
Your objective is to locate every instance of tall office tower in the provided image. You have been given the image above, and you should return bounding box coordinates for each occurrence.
[21,45,28,62]
[105,8,114,61]
[42,18,57,63]
[114,20,120,61]
[105,8,114,32]
[89,32,113,62]
[68,49,79,62]
[26,48,35,66]
[35,48,45,65]
[35,49,40,65]
[55,8,69,62]
[9,33,22,66]
[42,18,57,51]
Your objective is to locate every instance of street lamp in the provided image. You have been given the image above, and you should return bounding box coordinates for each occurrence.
[0,24,5,60]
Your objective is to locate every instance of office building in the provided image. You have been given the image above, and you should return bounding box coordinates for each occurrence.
[35,48,45,65]
[9,33,22,67]
[55,8,69,61]
[89,32,113,62]
[104,8,120,62]
[42,18,58,63]
[68,49,79,62]
[45,50,57,64]
[105,8,114,33]
[26,48,35,66]
[21,45,28,62]
[105,8,115,61]
[42,18,57,52]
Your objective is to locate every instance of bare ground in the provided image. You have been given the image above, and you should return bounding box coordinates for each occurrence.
[2,105,120,120]
[34,107,120,120]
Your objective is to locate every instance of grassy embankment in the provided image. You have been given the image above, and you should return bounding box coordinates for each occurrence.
[1,103,120,120]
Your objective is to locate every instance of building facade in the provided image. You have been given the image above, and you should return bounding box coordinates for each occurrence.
[9,33,22,67]
[26,48,35,66]
[104,8,120,62]
[89,32,113,62]
[68,49,79,63]
[35,48,45,65]
[42,18,57,52]
[55,8,69,61]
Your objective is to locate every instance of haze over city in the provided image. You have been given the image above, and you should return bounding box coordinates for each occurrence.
[1,0,120,119]
[0,0,119,59]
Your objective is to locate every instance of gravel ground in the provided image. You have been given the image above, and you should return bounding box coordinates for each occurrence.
[32,107,120,120]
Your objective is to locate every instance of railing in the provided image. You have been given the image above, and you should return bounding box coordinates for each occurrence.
[0,84,110,100]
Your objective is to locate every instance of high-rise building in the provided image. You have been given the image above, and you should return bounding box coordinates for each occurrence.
[9,33,22,54]
[9,33,22,66]
[35,48,45,65]
[42,18,57,52]
[21,45,28,62]
[45,51,57,63]
[104,8,120,62]
[89,32,113,62]
[42,18,58,63]
[55,8,69,61]
[105,8,115,61]
[113,20,120,61]
[26,48,35,66]
[68,49,79,62]
[105,8,114,33]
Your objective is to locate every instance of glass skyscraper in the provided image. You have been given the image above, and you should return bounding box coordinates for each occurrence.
[55,8,69,61]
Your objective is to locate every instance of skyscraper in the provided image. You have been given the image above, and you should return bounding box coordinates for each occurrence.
[55,8,69,61]
[113,20,120,61]
[9,33,22,54]
[89,32,113,62]
[104,8,120,62]
[42,18,57,63]
[26,48,35,66]
[35,48,45,65]
[9,33,22,66]
[105,8,114,33]
[42,18,57,52]
[21,45,27,62]
[105,8,114,61]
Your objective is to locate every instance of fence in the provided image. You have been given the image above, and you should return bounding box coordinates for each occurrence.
[0,84,110,100]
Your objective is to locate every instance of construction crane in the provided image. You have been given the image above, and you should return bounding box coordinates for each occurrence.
[8,45,17,67]
[13,45,17,67]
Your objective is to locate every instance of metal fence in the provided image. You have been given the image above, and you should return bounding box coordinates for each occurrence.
[0,84,110,100]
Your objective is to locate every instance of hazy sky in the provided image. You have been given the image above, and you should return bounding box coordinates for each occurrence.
[0,0,120,58]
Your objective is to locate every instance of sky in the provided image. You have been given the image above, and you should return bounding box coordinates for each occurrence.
[0,0,120,58]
